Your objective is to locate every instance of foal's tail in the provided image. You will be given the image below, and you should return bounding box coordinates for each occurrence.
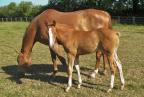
[116,31,120,37]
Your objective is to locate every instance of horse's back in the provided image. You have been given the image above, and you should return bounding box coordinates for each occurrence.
[36,9,111,30]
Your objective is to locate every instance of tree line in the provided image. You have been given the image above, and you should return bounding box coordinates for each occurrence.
[47,0,144,16]
[0,0,144,18]
[0,1,41,18]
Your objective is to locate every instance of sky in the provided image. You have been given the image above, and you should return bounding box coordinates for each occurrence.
[0,0,48,7]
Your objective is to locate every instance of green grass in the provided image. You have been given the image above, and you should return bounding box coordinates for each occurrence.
[0,22,144,97]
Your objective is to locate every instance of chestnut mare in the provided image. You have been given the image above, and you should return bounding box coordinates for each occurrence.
[17,9,112,76]
[47,22,125,92]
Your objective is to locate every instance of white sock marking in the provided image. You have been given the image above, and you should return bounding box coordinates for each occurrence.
[67,59,74,89]
[114,50,125,85]
[68,77,72,87]
[75,65,82,84]
[110,74,115,88]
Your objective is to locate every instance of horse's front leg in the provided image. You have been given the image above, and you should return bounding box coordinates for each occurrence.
[65,53,75,92]
[49,48,58,76]
[49,44,67,77]
[52,43,67,66]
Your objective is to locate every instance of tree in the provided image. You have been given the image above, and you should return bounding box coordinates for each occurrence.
[16,1,33,17]
[132,0,139,15]
[7,2,17,17]
[30,5,41,16]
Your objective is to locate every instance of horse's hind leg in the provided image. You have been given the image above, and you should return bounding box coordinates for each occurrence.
[90,50,102,78]
[107,53,116,92]
[103,53,108,75]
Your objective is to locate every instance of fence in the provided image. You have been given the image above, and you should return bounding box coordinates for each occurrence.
[112,16,144,24]
[0,17,33,22]
[0,16,144,24]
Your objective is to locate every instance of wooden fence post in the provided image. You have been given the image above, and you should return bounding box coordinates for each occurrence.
[25,17,27,22]
[118,16,120,23]
[132,16,135,24]
[6,18,8,21]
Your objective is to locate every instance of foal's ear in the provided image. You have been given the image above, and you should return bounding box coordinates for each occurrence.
[52,20,56,26]
[47,20,56,27]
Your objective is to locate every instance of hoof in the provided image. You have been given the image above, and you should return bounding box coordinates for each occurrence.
[98,70,107,75]
[90,73,96,78]
[14,72,25,84]
[65,87,71,92]
[50,70,58,78]
[53,70,58,75]
[49,70,58,78]
[121,84,124,90]
[102,70,107,75]
[50,73,56,78]
[107,88,112,93]
[77,84,81,89]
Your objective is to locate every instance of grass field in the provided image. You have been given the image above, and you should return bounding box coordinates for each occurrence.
[0,22,144,97]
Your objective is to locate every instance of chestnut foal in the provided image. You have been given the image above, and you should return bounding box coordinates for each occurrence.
[47,22,125,92]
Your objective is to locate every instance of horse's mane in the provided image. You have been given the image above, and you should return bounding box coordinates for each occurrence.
[21,20,37,53]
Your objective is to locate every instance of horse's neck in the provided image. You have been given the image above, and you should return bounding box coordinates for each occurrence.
[21,23,36,56]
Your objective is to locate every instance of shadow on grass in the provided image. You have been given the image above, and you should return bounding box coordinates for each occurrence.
[2,64,108,91]
[1,64,67,84]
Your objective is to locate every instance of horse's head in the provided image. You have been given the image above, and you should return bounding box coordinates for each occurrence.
[17,53,32,70]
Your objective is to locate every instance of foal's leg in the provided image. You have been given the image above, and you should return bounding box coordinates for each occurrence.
[107,53,116,92]
[65,53,75,92]
[90,50,102,78]
[74,56,82,89]
[114,50,125,90]
[103,53,108,75]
